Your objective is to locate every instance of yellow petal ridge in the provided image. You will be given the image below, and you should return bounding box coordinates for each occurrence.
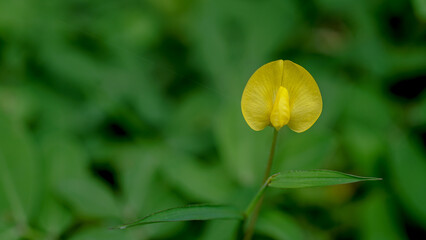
[281,60,322,133]
[241,60,283,131]
[270,86,290,131]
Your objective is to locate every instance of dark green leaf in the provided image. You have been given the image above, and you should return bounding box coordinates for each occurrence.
[389,135,426,227]
[269,170,381,189]
[69,227,132,240]
[256,209,304,240]
[0,108,40,226]
[37,195,72,237]
[56,178,120,219]
[412,0,426,21]
[117,204,243,229]
[360,192,408,240]
[200,220,241,240]
[162,151,235,202]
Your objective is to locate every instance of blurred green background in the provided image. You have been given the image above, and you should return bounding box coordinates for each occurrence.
[1,0,425,239]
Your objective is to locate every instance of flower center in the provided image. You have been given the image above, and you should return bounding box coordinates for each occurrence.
[270,86,290,130]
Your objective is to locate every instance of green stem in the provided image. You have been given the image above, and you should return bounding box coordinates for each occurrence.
[243,129,279,240]
[244,174,277,217]
[263,130,278,182]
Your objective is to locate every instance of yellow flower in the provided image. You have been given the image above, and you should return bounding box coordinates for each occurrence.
[241,60,322,132]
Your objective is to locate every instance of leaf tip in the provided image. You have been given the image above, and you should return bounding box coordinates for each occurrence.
[109,225,127,230]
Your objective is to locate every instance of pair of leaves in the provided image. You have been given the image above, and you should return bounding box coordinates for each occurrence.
[117,170,380,229]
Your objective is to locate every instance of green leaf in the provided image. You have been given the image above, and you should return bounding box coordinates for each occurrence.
[388,135,426,228]
[275,129,336,171]
[412,0,426,21]
[256,209,304,240]
[69,227,132,240]
[200,220,241,240]
[118,144,185,239]
[161,150,235,202]
[269,170,381,189]
[360,192,408,240]
[117,204,243,229]
[40,133,89,183]
[0,107,40,226]
[0,224,20,240]
[342,123,384,174]
[119,145,161,216]
[56,178,120,219]
[215,106,271,185]
[37,195,72,238]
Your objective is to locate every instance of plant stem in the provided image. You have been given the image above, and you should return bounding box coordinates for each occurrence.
[244,173,279,217]
[244,177,270,218]
[243,129,279,240]
[263,129,278,182]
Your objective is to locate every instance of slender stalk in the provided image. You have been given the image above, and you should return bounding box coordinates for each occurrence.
[243,129,279,240]
[244,177,270,218]
[263,129,278,182]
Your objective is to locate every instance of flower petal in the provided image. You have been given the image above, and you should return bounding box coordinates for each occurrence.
[282,60,322,133]
[270,86,290,131]
[241,60,283,131]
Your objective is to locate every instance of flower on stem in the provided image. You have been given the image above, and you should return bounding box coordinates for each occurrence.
[241,60,322,132]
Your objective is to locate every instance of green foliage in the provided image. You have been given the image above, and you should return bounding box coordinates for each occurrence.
[0,0,425,239]
[269,170,381,189]
[360,191,408,240]
[256,209,304,240]
[389,135,426,228]
[118,205,243,229]
[0,109,40,227]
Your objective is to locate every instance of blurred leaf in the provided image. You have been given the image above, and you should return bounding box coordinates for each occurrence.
[0,86,34,125]
[166,90,216,154]
[129,181,185,239]
[201,189,256,240]
[341,123,384,174]
[0,0,31,37]
[389,135,426,228]
[56,178,120,219]
[69,227,132,240]
[200,220,241,240]
[269,170,380,189]
[360,191,408,240]
[256,209,304,240]
[0,108,40,226]
[275,129,336,171]
[343,86,392,132]
[303,59,351,128]
[215,105,271,186]
[111,9,162,50]
[412,0,426,21]
[34,133,89,237]
[36,195,72,239]
[408,94,426,126]
[117,144,186,239]
[117,204,243,229]
[119,145,161,217]
[188,0,302,96]
[162,150,235,202]
[40,133,90,183]
[0,225,19,240]
[117,66,169,126]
